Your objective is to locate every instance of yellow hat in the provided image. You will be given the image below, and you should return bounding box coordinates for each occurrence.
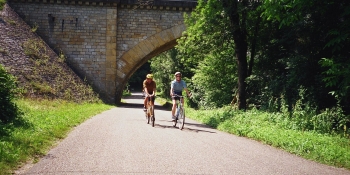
[146,74,153,79]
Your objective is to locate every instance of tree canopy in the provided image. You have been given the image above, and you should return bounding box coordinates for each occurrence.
[130,0,350,130]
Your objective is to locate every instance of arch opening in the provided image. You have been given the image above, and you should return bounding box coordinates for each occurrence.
[115,24,186,104]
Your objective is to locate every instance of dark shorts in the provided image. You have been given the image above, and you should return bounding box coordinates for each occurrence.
[172,91,182,100]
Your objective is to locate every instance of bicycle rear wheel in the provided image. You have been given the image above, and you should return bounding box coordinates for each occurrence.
[177,107,185,130]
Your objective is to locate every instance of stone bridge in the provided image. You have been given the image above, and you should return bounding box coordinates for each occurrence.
[7,0,197,104]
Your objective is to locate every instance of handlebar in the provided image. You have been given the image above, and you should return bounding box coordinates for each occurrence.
[172,94,184,98]
[172,93,192,98]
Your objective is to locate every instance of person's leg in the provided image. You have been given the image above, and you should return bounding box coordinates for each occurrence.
[171,98,176,119]
[143,97,147,111]
[150,96,155,106]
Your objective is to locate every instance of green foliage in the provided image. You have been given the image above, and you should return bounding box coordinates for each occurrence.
[0,65,22,124]
[260,0,312,28]
[176,0,240,109]
[191,49,237,109]
[177,0,232,65]
[253,0,350,118]
[150,49,182,98]
[0,0,5,11]
[319,57,350,105]
[186,107,350,169]
[122,89,131,97]
[312,107,349,135]
[31,22,38,33]
[23,39,49,61]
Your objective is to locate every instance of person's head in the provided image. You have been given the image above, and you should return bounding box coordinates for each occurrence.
[174,72,181,81]
[146,74,153,82]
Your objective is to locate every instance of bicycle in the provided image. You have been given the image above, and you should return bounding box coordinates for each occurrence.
[144,95,155,127]
[172,94,185,130]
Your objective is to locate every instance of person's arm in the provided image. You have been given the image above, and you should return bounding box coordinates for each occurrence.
[152,82,156,96]
[144,87,149,96]
[143,80,149,96]
[182,80,191,97]
[170,87,174,97]
[170,81,174,96]
[184,87,191,97]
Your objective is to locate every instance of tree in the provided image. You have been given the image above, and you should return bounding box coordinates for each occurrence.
[260,0,350,113]
[191,47,237,108]
[177,0,262,109]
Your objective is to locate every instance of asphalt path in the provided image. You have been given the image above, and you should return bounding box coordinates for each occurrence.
[17,92,350,175]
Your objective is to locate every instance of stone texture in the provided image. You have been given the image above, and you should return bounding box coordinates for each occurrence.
[7,1,191,103]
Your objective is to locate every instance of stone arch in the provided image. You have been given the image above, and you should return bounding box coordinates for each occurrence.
[115,24,186,103]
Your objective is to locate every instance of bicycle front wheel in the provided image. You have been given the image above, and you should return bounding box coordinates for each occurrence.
[151,106,155,127]
[146,109,150,124]
[177,107,185,130]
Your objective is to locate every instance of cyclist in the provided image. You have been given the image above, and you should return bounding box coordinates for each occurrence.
[143,74,156,112]
[170,72,191,121]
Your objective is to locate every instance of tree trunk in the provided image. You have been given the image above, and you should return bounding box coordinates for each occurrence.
[225,0,248,110]
[235,33,248,110]
[248,16,261,77]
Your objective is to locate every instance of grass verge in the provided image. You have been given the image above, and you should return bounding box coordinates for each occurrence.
[0,99,114,175]
[185,107,350,170]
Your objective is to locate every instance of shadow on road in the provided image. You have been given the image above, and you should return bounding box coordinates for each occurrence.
[122,94,144,100]
[152,120,216,134]
[154,123,216,133]
[118,103,166,110]
[120,92,216,133]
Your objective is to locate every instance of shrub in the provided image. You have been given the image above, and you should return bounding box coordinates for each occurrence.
[0,0,5,11]
[0,65,21,123]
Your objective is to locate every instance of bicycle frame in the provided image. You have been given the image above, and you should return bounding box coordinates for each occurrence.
[145,95,155,127]
[175,97,183,116]
[172,94,185,130]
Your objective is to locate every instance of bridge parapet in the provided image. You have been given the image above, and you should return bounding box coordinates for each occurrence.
[9,0,197,9]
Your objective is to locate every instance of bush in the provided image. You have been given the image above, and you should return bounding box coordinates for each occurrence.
[0,0,5,11]
[0,65,21,123]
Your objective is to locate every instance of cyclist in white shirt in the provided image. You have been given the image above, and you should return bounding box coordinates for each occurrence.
[170,72,191,121]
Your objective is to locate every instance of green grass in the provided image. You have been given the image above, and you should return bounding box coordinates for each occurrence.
[0,0,5,11]
[185,107,350,170]
[0,99,114,175]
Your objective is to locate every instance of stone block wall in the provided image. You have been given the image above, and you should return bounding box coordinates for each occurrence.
[7,0,193,103]
[8,1,117,102]
[116,5,187,77]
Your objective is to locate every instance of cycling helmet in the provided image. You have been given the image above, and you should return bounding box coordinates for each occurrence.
[174,72,181,76]
[146,74,153,79]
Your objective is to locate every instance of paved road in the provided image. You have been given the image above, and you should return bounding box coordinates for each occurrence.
[17,92,350,175]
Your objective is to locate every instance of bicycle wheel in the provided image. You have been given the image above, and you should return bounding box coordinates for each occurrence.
[146,107,150,124]
[177,107,185,130]
[151,106,155,127]
[172,118,177,127]
[173,104,179,127]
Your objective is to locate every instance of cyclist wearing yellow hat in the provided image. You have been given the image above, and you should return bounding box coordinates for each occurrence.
[143,74,156,111]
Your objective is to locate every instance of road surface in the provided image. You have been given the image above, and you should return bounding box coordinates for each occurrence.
[17,92,350,175]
